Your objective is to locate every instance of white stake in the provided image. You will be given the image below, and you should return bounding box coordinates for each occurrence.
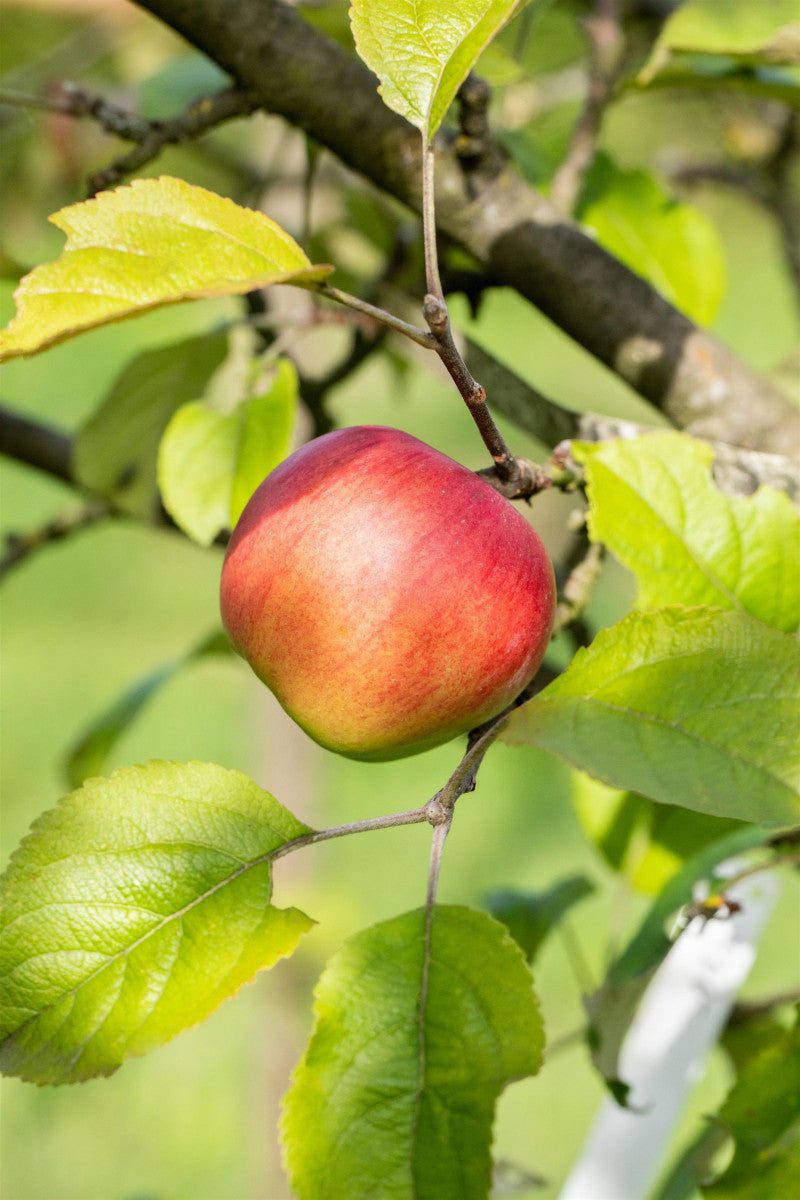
[559,863,781,1200]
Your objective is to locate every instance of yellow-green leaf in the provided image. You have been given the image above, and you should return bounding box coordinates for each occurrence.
[157,357,298,546]
[504,608,800,824]
[574,432,800,633]
[642,0,800,78]
[0,177,332,361]
[577,156,726,325]
[350,0,521,140]
[0,761,314,1084]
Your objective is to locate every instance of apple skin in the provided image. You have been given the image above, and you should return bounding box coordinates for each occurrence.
[220,425,555,761]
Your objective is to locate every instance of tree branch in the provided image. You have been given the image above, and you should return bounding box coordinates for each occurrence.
[550,0,626,214]
[462,347,800,507]
[1,82,258,196]
[84,85,258,195]
[130,0,800,456]
[0,407,72,482]
[1,500,110,581]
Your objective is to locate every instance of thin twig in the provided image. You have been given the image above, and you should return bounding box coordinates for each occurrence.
[421,139,444,300]
[313,282,435,348]
[0,500,110,581]
[550,0,626,213]
[86,86,258,194]
[708,850,800,895]
[419,128,525,480]
[421,293,521,482]
[0,87,92,116]
[270,806,430,863]
[0,82,258,195]
[553,542,606,636]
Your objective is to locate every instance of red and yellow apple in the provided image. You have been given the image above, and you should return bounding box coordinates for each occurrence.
[220,425,555,760]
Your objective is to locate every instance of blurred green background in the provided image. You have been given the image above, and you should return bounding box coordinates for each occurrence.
[1,2,798,1198]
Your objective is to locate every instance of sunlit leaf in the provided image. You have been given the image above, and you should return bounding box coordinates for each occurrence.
[575,433,800,634]
[504,608,800,824]
[0,177,332,360]
[157,357,298,546]
[64,631,233,788]
[0,761,314,1084]
[282,905,544,1200]
[577,156,726,325]
[73,331,229,517]
[350,0,521,139]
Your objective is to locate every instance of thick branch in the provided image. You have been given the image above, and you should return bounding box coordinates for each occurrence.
[463,349,800,506]
[132,0,800,456]
[0,407,72,482]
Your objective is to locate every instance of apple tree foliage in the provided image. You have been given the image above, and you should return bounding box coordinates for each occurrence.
[1,1,799,1197]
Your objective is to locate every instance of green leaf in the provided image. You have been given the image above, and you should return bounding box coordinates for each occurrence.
[0,177,332,361]
[575,433,800,634]
[503,608,800,824]
[703,1020,800,1198]
[64,631,233,789]
[73,331,229,517]
[610,823,783,986]
[157,357,297,546]
[577,155,726,324]
[282,905,544,1200]
[350,0,521,140]
[722,1006,800,1075]
[585,824,788,1097]
[641,0,800,80]
[636,57,800,109]
[0,761,314,1084]
[486,875,595,962]
[585,970,655,1103]
[572,775,743,896]
[707,1137,800,1200]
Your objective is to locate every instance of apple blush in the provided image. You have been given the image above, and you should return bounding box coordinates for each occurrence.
[220,425,556,760]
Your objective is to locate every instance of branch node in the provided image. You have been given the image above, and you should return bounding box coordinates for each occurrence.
[425,796,450,826]
[422,292,448,332]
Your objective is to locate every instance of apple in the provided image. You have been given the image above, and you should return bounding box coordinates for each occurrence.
[220,425,555,760]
